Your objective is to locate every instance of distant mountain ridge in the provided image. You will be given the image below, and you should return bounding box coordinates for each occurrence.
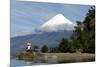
[11,30,73,56]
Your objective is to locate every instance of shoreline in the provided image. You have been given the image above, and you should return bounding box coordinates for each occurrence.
[11,53,95,63]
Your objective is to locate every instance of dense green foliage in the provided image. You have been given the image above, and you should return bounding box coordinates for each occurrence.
[58,38,70,52]
[41,45,48,53]
[72,6,95,53]
[33,45,38,52]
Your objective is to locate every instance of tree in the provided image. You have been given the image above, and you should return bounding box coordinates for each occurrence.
[41,45,48,53]
[82,6,95,53]
[33,45,38,52]
[58,38,70,52]
[50,47,59,53]
[70,6,95,53]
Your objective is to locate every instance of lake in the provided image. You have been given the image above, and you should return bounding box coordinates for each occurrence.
[10,59,58,67]
[10,53,95,66]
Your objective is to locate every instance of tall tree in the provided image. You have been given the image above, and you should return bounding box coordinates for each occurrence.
[71,6,95,53]
[33,45,38,52]
[41,45,48,53]
[58,38,70,52]
[82,6,95,53]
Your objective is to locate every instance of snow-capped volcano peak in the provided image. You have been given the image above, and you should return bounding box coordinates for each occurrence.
[39,14,76,32]
[41,14,73,27]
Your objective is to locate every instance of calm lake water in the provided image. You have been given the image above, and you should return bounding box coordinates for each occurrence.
[10,55,59,66]
[10,59,58,67]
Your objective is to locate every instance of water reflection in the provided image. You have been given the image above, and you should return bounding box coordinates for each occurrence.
[10,56,58,67]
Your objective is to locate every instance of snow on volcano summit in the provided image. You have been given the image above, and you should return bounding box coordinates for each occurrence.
[39,14,76,32]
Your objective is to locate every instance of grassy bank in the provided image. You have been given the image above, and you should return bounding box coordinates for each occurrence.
[44,53,95,63]
[13,52,95,63]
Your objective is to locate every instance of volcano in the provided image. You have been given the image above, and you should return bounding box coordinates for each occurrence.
[38,14,75,32]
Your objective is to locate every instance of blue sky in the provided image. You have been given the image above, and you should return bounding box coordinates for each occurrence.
[11,0,91,37]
